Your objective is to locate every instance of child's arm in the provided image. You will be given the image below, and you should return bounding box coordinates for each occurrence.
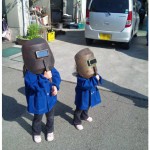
[77,76,93,90]
[96,74,103,84]
[44,70,52,81]
[24,70,51,93]
[51,67,61,91]
[92,74,103,86]
[51,86,57,96]
[44,69,60,96]
[77,73,102,90]
[44,68,61,96]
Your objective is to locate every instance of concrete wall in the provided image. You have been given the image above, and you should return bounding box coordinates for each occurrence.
[3,0,87,41]
[4,0,29,41]
[33,0,86,22]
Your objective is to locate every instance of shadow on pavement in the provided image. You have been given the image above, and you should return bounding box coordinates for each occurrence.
[92,36,148,61]
[115,36,148,60]
[102,79,148,108]
[55,101,74,125]
[56,30,86,46]
[3,86,74,135]
[18,87,74,125]
[56,31,147,60]
[2,94,33,135]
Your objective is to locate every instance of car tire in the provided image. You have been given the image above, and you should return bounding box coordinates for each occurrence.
[85,38,93,45]
[62,18,72,22]
[62,15,72,19]
[63,21,72,24]
[122,42,130,50]
[134,33,137,37]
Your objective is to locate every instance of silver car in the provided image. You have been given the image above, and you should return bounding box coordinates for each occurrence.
[85,0,140,49]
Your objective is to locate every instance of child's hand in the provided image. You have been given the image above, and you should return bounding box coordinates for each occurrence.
[44,71,52,79]
[96,75,100,80]
[51,86,57,96]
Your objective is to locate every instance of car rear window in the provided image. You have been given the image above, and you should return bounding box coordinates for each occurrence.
[90,0,129,13]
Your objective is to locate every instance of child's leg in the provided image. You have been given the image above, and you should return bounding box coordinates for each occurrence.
[45,107,55,134]
[81,109,89,120]
[32,114,43,135]
[45,107,55,141]
[81,109,93,122]
[73,107,83,125]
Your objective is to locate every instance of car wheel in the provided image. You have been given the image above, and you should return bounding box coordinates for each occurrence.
[122,42,130,50]
[134,33,137,37]
[62,15,72,19]
[85,38,93,45]
[62,19,72,22]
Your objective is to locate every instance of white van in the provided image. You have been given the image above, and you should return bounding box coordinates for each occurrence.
[85,0,140,49]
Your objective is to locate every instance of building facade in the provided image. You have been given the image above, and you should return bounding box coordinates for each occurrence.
[2,0,87,41]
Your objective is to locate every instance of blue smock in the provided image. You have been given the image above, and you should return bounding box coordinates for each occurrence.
[75,75,102,110]
[24,67,61,114]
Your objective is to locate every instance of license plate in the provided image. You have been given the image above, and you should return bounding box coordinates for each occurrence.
[99,33,111,40]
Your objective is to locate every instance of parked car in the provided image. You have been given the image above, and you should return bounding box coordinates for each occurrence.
[85,0,140,49]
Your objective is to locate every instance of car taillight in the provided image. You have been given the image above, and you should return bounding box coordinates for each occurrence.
[125,11,132,28]
[86,10,90,25]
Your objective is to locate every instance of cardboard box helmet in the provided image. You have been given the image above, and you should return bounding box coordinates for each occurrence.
[22,38,55,74]
[74,48,97,78]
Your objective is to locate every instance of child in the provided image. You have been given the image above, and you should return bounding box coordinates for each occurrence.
[73,48,102,130]
[24,68,61,143]
[22,38,61,143]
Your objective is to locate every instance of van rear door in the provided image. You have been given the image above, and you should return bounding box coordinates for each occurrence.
[89,0,129,32]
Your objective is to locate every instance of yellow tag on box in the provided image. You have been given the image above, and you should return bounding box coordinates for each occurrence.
[99,33,111,40]
[47,31,55,41]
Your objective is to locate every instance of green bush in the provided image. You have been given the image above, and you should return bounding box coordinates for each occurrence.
[27,23,42,40]
[16,23,45,41]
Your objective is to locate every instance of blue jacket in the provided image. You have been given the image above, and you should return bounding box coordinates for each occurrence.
[24,67,61,114]
[75,75,102,110]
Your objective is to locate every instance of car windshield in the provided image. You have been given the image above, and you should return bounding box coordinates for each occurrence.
[90,0,129,13]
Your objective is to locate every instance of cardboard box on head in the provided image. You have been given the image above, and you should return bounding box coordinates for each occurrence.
[22,38,55,74]
[74,48,97,79]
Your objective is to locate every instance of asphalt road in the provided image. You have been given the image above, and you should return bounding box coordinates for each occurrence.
[2,67,148,150]
[2,20,148,150]
[2,26,148,100]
